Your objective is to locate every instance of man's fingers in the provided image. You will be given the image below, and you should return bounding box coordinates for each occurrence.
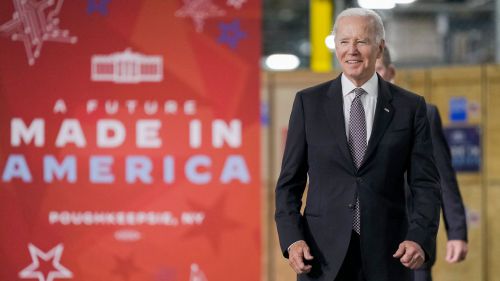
[460,244,469,261]
[448,246,463,263]
[400,250,414,263]
[409,256,424,270]
[446,241,468,263]
[302,265,312,273]
[393,243,405,258]
[292,254,305,268]
[445,243,455,262]
[449,247,459,263]
[289,256,303,274]
[301,247,313,273]
[445,243,461,263]
[290,252,306,271]
[288,259,298,273]
[288,242,313,274]
[399,247,415,263]
[303,247,314,260]
[401,254,424,269]
[289,257,312,274]
[396,241,425,269]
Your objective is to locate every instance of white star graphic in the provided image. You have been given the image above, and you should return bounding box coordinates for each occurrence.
[19,243,73,281]
[175,0,226,32]
[0,0,78,66]
[226,0,246,9]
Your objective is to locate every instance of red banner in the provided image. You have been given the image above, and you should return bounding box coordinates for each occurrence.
[0,1,261,281]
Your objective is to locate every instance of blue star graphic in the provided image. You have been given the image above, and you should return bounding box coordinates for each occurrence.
[218,20,246,49]
[87,0,111,16]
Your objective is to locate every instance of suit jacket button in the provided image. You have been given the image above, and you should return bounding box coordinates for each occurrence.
[348,203,354,209]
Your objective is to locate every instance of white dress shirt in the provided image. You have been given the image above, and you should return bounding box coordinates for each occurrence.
[341,73,379,143]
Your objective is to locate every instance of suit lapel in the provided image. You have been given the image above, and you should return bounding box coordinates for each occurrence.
[323,75,356,172]
[361,76,394,169]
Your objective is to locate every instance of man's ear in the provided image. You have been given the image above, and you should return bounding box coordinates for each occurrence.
[388,64,396,82]
[377,40,385,59]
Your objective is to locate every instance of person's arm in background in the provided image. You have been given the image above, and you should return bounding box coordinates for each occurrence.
[428,104,468,263]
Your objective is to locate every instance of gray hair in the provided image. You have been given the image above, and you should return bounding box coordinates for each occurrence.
[332,8,385,44]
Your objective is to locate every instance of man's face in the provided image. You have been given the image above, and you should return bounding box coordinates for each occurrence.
[335,16,384,86]
[375,58,395,82]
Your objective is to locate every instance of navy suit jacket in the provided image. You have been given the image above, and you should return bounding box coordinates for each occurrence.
[275,74,442,281]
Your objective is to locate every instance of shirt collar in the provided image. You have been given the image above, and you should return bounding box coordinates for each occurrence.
[341,72,379,97]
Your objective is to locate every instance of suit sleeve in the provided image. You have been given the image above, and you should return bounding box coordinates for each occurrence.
[428,105,468,241]
[405,97,442,261]
[275,92,309,258]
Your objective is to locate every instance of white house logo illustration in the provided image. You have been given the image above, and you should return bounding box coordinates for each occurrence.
[18,243,73,281]
[189,263,207,281]
[0,0,78,66]
[91,48,164,84]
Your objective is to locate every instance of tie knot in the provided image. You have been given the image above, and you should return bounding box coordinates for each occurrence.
[353,88,366,98]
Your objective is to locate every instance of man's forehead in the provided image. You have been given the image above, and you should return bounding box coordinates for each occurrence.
[337,15,373,25]
[337,17,375,31]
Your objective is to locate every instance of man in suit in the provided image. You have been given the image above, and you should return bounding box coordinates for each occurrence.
[274,8,441,281]
[375,47,468,281]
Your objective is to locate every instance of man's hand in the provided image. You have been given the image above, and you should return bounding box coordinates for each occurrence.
[393,240,425,269]
[445,240,468,263]
[287,240,314,274]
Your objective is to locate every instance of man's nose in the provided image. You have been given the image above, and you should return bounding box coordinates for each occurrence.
[347,43,359,54]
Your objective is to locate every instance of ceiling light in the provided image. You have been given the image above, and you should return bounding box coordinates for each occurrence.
[357,0,395,9]
[265,54,300,71]
[393,0,416,3]
[325,35,335,50]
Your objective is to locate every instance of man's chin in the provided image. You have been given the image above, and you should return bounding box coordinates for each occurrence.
[344,72,363,81]
[343,67,363,76]
[344,72,372,85]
